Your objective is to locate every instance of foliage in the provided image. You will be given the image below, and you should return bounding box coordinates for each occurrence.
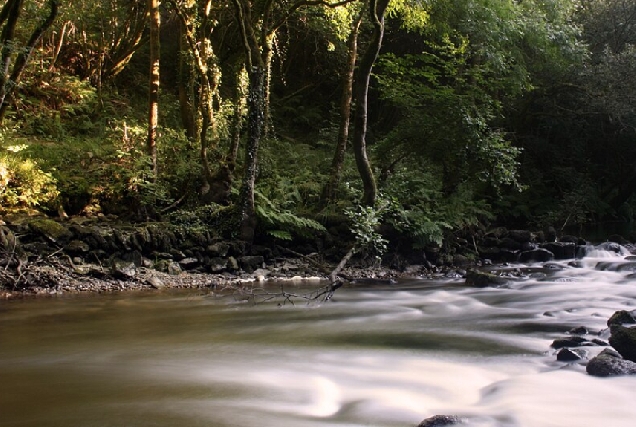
[255,190,326,241]
[0,143,59,211]
[344,201,389,259]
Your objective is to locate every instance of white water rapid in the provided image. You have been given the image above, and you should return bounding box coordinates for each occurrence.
[1,248,636,427]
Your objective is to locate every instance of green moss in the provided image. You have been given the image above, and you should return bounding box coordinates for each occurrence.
[28,218,72,241]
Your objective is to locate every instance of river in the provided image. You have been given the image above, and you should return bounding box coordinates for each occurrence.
[1,249,636,427]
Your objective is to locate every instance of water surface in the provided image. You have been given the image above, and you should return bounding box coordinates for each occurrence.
[1,253,636,427]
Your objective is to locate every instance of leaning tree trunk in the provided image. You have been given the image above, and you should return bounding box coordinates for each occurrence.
[321,10,364,207]
[351,0,389,207]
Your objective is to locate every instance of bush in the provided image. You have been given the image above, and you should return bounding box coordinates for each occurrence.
[0,148,59,211]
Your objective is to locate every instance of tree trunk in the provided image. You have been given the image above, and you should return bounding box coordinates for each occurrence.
[0,0,24,118]
[351,0,389,207]
[321,10,363,207]
[147,0,160,178]
[239,66,265,242]
[178,22,197,141]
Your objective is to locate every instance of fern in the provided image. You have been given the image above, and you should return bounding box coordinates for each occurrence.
[255,190,326,239]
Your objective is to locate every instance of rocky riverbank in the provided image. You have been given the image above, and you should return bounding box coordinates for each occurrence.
[2,212,635,299]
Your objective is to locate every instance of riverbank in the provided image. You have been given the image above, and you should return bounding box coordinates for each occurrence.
[2,212,634,299]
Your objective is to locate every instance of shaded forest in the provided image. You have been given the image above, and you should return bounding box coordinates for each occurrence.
[1,0,636,260]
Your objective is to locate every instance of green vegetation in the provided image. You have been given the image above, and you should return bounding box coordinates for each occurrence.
[1,0,635,258]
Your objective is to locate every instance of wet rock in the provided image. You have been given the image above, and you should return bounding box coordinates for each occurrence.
[519,248,554,263]
[465,270,509,287]
[550,336,588,349]
[557,348,588,361]
[597,241,622,253]
[541,242,576,260]
[568,326,589,335]
[591,338,609,346]
[417,415,462,427]
[608,325,636,362]
[586,349,636,377]
[607,310,636,327]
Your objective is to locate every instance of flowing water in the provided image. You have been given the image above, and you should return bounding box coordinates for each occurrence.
[2,249,636,427]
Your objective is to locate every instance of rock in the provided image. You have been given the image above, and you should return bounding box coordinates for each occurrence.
[591,339,609,346]
[550,336,588,349]
[179,257,200,270]
[518,248,554,263]
[465,270,509,287]
[227,256,239,271]
[64,239,90,255]
[239,255,264,273]
[608,325,636,362]
[541,242,576,259]
[155,259,182,275]
[586,349,636,377]
[111,260,136,279]
[597,241,622,253]
[417,415,462,427]
[28,218,72,242]
[557,348,588,361]
[206,257,228,273]
[508,229,533,243]
[607,310,636,327]
[0,226,17,251]
[146,276,165,289]
[207,242,230,257]
[568,326,588,335]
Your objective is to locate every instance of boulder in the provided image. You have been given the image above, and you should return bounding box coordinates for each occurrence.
[518,248,554,263]
[417,415,462,427]
[608,325,636,362]
[28,218,72,243]
[465,270,509,287]
[607,310,636,327]
[586,349,636,377]
[541,242,576,260]
[206,257,228,273]
[239,255,264,273]
[508,229,533,243]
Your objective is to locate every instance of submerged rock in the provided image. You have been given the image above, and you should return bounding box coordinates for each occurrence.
[586,349,636,377]
[417,415,462,427]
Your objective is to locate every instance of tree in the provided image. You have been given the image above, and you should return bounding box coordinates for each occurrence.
[321,3,364,207]
[0,0,59,122]
[147,0,160,178]
[351,0,389,207]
